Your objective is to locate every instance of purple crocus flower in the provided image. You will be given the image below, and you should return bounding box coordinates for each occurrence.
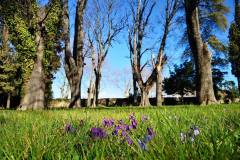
[144,135,153,143]
[90,127,107,139]
[142,128,155,143]
[129,113,135,120]
[125,125,131,131]
[147,127,155,136]
[138,139,147,150]
[102,118,115,127]
[64,123,76,133]
[109,118,114,126]
[112,125,121,136]
[102,118,108,127]
[125,136,133,145]
[130,119,137,129]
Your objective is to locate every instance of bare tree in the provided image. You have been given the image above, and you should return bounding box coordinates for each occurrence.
[62,0,87,108]
[128,0,179,106]
[128,0,156,106]
[86,0,125,107]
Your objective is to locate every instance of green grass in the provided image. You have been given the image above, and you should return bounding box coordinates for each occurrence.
[0,104,240,159]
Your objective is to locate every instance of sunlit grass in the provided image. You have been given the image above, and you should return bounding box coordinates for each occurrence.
[0,104,240,159]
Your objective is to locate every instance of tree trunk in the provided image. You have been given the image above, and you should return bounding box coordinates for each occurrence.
[94,71,102,107]
[68,74,81,108]
[87,70,95,107]
[6,93,11,109]
[184,1,217,105]
[133,76,138,105]
[2,22,9,54]
[156,69,163,106]
[140,88,150,106]
[20,29,45,110]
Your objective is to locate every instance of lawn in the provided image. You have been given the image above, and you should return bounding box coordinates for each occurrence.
[0,105,240,159]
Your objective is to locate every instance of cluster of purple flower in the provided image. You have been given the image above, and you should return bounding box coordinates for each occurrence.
[102,118,114,127]
[180,125,200,142]
[90,127,107,139]
[64,113,154,150]
[111,114,138,145]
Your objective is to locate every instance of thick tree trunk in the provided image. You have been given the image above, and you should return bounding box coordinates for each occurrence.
[184,1,217,105]
[68,74,81,108]
[156,69,163,106]
[140,88,150,106]
[6,93,10,109]
[20,29,45,110]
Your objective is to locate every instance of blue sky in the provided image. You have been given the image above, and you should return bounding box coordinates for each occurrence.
[52,0,237,99]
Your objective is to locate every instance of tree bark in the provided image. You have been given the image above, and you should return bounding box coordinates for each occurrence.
[94,71,102,107]
[140,88,150,106]
[156,69,163,106]
[2,22,9,54]
[20,27,45,110]
[6,93,10,109]
[133,76,138,105]
[87,69,95,107]
[184,1,217,105]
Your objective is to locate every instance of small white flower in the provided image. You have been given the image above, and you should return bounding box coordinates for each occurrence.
[190,137,195,142]
[180,132,186,142]
[193,128,200,136]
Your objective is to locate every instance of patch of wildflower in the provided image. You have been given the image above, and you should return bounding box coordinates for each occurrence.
[89,113,153,147]
[180,125,200,143]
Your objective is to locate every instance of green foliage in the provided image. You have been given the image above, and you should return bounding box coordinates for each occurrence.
[222,81,239,101]
[163,61,195,97]
[0,106,239,159]
[199,0,229,41]
[0,53,21,95]
[42,0,63,105]
[212,68,227,99]
[164,60,227,100]
[229,19,240,78]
